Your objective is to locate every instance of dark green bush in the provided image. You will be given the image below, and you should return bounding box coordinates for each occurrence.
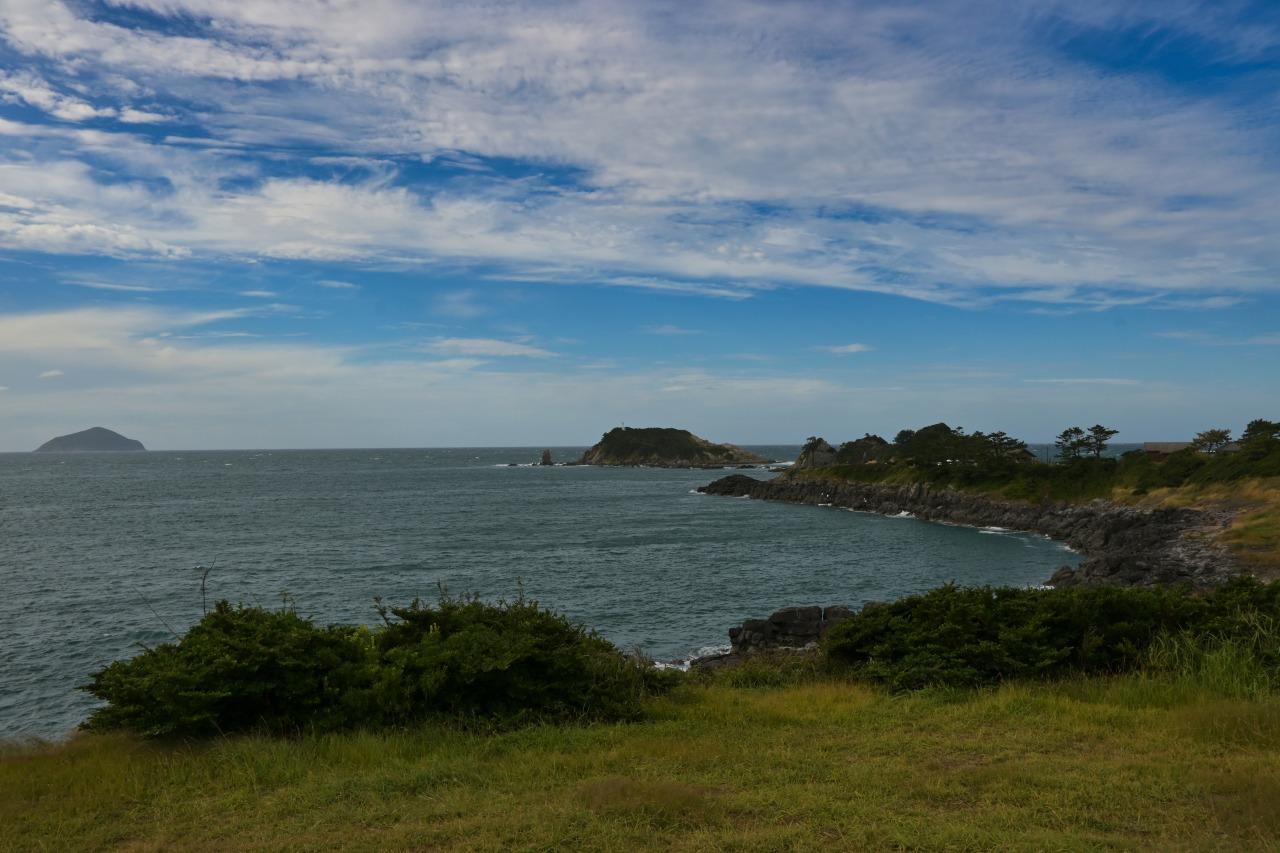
[368,595,678,725]
[83,595,678,737]
[824,578,1280,690]
[83,602,375,737]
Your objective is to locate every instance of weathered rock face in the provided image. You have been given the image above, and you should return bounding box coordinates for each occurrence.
[698,474,1240,589]
[690,604,853,670]
[729,604,854,652]
[579,426,769,467]
[34,427,146,453]
[792,437,838,470]
[540,449,553,466]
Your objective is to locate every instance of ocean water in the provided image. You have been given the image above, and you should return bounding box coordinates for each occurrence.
[0,446,1079,739]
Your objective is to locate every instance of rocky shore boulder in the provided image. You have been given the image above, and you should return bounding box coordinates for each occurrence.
[690,603,854,671]
[729,604,854,652]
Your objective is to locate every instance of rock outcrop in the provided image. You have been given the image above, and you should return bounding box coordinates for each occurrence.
[691,604,854,670]
[698,474,1240,589]
[579,427,769,467]
[540,449,553,466]
[34,427,146,453]
[793,437,837,470]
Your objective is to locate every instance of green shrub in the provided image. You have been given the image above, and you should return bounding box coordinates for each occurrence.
[83,595,678,738]
[369,595,679,725]
[824,579,1280,690]
[83,602,376,737]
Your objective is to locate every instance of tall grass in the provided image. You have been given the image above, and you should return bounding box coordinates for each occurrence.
[1144,611,1279,699]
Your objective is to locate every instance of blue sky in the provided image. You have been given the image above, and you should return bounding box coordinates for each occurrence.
[0,0,1276,450]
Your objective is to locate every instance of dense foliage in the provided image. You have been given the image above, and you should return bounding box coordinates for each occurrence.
[83,595,677,737]
[804,417,1280,502]
[824,578,1280,690]
[581,426,760,465]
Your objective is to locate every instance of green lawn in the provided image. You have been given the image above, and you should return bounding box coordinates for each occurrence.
[5,676,1280,851]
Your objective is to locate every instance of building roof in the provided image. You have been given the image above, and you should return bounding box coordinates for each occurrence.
[1144,442,1193,453]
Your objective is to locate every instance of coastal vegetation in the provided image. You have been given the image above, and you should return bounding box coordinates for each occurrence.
[84,595,676,738]
[789,419,1280,573]
[578,426,768,467]
[6,599,1280,849]
[824,578,1280,690]
[797,418,1280,498]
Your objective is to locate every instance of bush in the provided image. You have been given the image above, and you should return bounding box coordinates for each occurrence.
[83,595,678,737]
[824,579,1280,690]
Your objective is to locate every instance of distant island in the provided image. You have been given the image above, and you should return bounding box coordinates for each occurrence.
[578,426,769,467]
[34,427,146,453]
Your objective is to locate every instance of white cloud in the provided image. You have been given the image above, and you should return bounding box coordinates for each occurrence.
[238,289,278,298]
[424,337,555,358]
[38,369,65,379]
[0,2,1273,306]
[817,343,874,354]
[0,70,114,121]
[317,279,360,290]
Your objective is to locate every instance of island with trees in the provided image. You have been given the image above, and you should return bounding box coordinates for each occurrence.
[577,426,769,467]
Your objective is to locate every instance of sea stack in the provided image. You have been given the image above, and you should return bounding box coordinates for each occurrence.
[34,427,147,453]
[540,449,553,466]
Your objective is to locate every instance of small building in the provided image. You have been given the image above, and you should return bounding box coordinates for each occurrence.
[1144,441,1240,459]
[1144,442,1193,459]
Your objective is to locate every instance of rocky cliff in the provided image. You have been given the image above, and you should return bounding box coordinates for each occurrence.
[579,427,769,467]
[698,474,1240,589]
[34,427,146,453]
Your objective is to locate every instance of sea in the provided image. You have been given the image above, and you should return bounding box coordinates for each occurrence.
[0,446,1080,740]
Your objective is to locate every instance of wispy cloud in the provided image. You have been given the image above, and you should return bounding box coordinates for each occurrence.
[0,2,1275,307]
[1155,330,1280,346]
[66,280,165,293]
[239,290,278,298]
[38,369,64,379]
[424,337,555,358]
[642,324,700,336]
[317,280,360,290]
[1023,378,1141,386]
[816,343,874,354]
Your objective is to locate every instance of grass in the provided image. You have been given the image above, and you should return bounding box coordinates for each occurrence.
[5,673,1280,851]
[1127,478,1280,578]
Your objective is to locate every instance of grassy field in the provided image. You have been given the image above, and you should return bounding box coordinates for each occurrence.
[5,674,1280,851]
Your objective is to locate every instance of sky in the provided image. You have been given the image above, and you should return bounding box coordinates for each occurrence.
[0,0,1277,450]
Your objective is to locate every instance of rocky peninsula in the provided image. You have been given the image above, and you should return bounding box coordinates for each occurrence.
[578,426,769,468]
[698,473,1239,589]
[34,427,146,453]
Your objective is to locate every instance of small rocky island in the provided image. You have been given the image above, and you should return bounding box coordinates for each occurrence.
[34,427,146,453]
[578,426,769,468]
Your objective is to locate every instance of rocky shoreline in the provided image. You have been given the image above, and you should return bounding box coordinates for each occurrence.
[686,472,1242,669]
[698,474,1240,589]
